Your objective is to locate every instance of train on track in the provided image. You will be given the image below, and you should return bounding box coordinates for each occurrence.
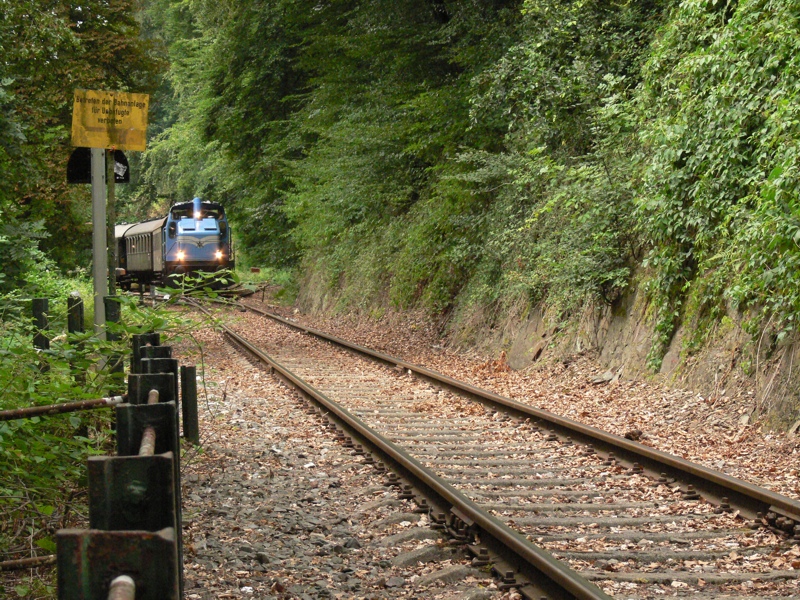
[115,197,234,289]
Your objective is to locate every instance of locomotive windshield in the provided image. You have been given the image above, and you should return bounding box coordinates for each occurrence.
[170,200,224,220]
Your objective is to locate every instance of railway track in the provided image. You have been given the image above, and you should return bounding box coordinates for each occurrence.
[199,300,800,599]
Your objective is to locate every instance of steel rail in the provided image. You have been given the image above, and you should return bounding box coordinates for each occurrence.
[220,325,611,600]
[242,303,800,525]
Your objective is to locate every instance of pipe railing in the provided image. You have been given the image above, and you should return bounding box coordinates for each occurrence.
[18,304,204,599]
[0,396,126,422]
[3,296,202,596]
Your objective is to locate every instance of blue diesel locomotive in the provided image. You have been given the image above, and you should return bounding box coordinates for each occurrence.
[115,197,234,288]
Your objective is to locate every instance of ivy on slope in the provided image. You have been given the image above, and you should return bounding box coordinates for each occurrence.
[639,0,800,365]
[455,0,663,323]
[274,0,666,318]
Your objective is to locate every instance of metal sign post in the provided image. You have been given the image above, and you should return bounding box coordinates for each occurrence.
[91,148,108,336]
[107,149,117,295]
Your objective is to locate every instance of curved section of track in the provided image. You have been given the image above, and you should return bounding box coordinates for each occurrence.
[205,301,800,599]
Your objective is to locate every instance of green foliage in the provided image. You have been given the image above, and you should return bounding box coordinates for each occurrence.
[0,308,112,562]
[0,78,25,206]
[237,265,296,304]
[442,0,662,324]
[0,274,204,564]
[0,216,49,293]
[638,0,800,365]
[0,0,164,269]
[134,0,663,321]
[161,268,253,299]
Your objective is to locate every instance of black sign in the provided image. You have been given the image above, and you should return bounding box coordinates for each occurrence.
[67,148,130,184]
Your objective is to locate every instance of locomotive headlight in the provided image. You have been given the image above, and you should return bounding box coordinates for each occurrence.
[177,251,185,261]
[215,250,223,260]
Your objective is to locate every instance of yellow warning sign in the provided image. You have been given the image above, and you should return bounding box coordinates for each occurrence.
[71,89,149,151]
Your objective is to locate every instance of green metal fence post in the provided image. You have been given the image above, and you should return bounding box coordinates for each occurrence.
[67,292,84,334]
[180,365,199,445]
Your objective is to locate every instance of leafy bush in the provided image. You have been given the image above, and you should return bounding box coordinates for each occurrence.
[0,300,114,573]
[0,280,203,582]
[0,216,50,294]
[638,0,800,364]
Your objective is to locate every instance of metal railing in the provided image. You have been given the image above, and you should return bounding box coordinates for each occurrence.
[27,325,200,599]
[3,296,202,597]
[0,396,126,422]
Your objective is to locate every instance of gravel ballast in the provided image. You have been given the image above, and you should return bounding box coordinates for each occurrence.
[172,299,800,598]
[178,325,503,599]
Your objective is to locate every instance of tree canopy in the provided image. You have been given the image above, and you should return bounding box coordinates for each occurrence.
[6,0,800,366]
[0,0,162,287]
